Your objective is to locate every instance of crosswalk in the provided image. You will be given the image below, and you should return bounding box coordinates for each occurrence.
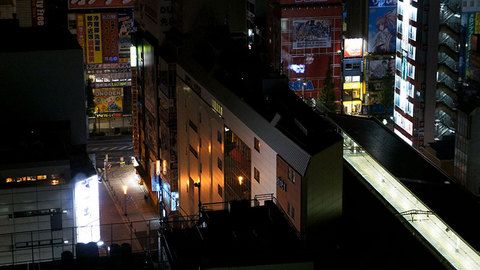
[88,145,133,152]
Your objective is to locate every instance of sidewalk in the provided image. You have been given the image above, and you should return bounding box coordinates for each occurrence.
[98,163,160,253]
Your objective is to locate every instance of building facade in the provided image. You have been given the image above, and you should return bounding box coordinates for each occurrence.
[394,0,460,148]
[267,0,343,103]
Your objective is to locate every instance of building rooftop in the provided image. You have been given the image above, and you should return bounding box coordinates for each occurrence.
[163,200,312,269]
[328,114,480,251]
[2,27,80,52]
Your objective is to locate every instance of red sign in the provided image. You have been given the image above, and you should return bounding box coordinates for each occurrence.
[101,13,119,63]
[68,0,134,9]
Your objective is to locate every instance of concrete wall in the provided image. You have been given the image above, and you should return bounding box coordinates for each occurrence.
[0,183,75,265]
[303,140,343,236]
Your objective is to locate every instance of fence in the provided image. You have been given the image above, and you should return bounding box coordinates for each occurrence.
[0,219,160,267]
[89,114,132,135]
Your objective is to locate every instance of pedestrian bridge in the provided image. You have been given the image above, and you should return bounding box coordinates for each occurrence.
[342,132,480,270]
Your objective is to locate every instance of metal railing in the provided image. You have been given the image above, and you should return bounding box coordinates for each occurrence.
[0,219,160,267]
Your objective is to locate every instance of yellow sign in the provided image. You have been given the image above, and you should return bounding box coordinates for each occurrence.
[93,88,123,113]
[85,13,103,64]
[475,13,480,34]
[343,82,362,89]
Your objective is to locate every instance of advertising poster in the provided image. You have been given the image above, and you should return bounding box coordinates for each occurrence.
[101,13,119,63]
[31,0,46,26]
[118,12,133,62]
[368,0,397,54]
[344,38,363,57]
[76,14,86,63]
[69,0,134,9]
[93,88,123,113]
[85,13,103,64]
[293,19,331,49]
[368,58,395,79]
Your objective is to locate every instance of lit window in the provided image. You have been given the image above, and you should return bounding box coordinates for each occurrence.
[6,178,13,183]
[51,180,59,185]
[38,175,47,180]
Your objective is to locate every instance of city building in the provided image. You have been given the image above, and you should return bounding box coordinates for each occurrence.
[0,27,97,265]
[266,0,343,104]
[394,0,460,148]
[67,0,135,130]
[131,2,344,236]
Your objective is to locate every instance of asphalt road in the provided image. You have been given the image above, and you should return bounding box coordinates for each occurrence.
[87,136,134,169]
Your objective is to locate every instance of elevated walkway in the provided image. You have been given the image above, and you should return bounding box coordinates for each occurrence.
[342,132,480,270]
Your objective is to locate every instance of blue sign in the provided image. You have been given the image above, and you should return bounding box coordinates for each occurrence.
[289,80,314,91]
[369,0,397,7]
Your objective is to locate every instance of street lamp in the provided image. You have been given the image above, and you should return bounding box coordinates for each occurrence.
[238,176,243,185]
[122,185,128,216]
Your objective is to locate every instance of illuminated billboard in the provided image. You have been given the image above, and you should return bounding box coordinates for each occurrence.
[85,14,103,64]
[75,175,100,244]
[118,12,133,62]
[293,19,331,49]
[101,13,119,63]
[93,88,123,113]
[344,39,363,58]
[368,0,397,54]
[69,0,134,9]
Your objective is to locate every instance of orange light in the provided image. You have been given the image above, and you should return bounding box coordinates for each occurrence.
[122,185,128,195]
[238,176,243,185]
[51,180,59,185]
[162,160,167,174]
[156,160,161,175]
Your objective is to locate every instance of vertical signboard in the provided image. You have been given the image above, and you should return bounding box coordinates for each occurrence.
[101,13,119,63]
[85,13,103,64]
[368,0,397,54]
[76,14,86,63]
[118,12,133,62]
[31,0,46,26]
[75,176,100,244]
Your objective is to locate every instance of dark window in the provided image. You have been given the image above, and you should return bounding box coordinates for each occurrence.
[217,131,222,144]
[50,213,62,231]
[218,184,223,197]
[189,145,198,158]
[254,137,260,152]
[287,202,290,216]
[288,167,295,183]
[345,63,353,70]
[217,157,223,171]
[189,120,198,133]
[254,167,260,183]
[291,206,295,220]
